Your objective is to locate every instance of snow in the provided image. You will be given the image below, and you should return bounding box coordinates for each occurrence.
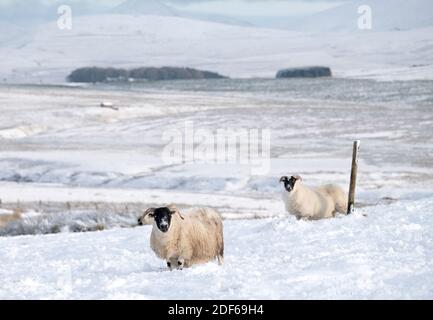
[0,208,13,216]
[0,197,432,299]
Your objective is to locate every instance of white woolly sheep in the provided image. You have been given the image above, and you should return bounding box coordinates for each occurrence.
[279,175,348,220]
[138,204,224,270]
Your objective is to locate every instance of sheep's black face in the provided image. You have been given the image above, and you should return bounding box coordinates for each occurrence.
[153,207,173,233]
[280,176,298,193]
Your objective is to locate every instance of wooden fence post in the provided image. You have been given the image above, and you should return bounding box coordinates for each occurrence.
[347,140,360,214]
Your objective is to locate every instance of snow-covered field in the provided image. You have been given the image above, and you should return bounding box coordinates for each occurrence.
[0,79,432,299]
[1,198,432,299]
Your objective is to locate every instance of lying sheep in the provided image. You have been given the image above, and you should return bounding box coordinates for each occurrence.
[279,175,348,220]
[138,204,224,270]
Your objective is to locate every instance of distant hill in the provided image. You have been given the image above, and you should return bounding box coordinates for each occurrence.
[112,0,177,16]
[283,0,433,32]
[112,0,250,26]
[0,22,27,45]
[1,4,433,83]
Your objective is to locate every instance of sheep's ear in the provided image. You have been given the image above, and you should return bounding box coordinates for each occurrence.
[167,204,185,220]
[167,203,177,211]
[143,207,155,217]
[175,210,185,220]
[169,207,185,220]
[293,175,302,181]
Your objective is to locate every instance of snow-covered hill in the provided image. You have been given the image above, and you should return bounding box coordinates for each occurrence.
[0,21,28,44]
[1,0,433,82]
[284,0,433,32]
[1,197,432,299]
[1,12,433,83]
[112,0,177,16]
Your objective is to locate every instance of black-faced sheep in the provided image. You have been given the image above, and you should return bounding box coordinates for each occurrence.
[138,204,224,270]
[279,175,348,220]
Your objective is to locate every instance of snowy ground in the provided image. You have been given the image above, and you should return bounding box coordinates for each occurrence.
[0,80,432,299]
[1,197,432,299]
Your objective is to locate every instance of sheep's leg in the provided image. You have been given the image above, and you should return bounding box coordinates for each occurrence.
[167,255,179,271]
[217,255,224,265]
[177,256,185,270]
[166,260,174,271]
[167,255,187,270]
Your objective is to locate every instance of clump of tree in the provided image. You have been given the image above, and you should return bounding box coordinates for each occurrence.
[67,67,128,83]
[276,66,332,78]
[67,66,227,83]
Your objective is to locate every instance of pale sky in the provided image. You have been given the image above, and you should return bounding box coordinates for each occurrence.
[0,0,347,17]
[0,0,348,25]
[168,0,345,17]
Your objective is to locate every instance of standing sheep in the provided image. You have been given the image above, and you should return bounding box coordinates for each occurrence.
[279,175,348,220]
[138,204,224,270]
